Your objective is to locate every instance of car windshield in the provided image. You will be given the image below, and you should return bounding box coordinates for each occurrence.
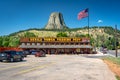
[0,52,6,55]
[16,51,23,54]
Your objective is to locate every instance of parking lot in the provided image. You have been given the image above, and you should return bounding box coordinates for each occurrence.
[0,54,116,80]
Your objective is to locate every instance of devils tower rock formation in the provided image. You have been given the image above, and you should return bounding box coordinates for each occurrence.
[45,12,67,29]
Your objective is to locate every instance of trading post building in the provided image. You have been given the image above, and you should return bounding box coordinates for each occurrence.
[19,37,94,54]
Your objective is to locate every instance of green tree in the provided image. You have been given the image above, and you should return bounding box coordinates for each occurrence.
[104,37,116,50]
[8,37,20,47]
[104,39,111,48]
[0,37,3,46]
[56,32,68,37]
[90,37,95,45]
[2,36,10,47]
[24,32,36,37]
[2,41,9,47]
[75,34,86,37]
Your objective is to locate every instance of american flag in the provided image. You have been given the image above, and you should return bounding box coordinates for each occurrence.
[78,8,88,20]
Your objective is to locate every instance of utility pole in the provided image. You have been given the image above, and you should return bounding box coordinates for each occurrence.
[97,27,99,47]
[115,25,118,57]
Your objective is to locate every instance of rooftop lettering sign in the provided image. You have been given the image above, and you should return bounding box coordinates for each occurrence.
[20,37,87,42]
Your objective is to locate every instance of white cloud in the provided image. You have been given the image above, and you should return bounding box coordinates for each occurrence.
[97,20,103,23]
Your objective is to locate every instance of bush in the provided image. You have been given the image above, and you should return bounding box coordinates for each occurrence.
[56,32,68,37]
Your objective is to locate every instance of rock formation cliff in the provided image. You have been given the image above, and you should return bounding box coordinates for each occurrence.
[45,12,67,29]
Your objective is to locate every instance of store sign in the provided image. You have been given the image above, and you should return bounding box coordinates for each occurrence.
[28,37,82,42]
[30,38,42,42]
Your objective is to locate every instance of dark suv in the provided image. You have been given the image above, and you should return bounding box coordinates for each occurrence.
[16,51,27,57]
[0,50,24,62]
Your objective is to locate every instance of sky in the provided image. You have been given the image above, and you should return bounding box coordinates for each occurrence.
[0,0,120,36]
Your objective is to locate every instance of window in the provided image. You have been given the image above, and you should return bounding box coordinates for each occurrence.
[85,42,89,45]
[61,43,64,45]
[27,43,30,45]
[66,43,69,45]
[37,43,40,45]
[71,43,74,45]
[22,43,25,45]
[32,43,35,45]
[75,43,79,45]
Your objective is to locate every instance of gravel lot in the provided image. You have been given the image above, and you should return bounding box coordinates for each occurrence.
[0,54,116,80]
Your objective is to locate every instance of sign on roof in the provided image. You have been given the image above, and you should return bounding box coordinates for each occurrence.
[20,37,90,42]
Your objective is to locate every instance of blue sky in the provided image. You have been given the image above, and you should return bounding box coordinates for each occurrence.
[0,0,120,36]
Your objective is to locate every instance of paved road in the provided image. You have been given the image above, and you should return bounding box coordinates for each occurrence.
[107,50,120,57]
[0,55,116,80]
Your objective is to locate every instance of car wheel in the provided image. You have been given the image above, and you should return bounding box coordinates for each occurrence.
[10,58,14,62]
[0,60,3,62]
[20,58,23,61]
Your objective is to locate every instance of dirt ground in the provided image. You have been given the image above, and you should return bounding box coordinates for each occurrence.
[103,60,120,77]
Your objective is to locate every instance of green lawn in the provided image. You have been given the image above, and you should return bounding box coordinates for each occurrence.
[103,56,120,65]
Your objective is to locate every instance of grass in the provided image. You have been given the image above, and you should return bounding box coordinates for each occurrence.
[116,75,120,80]
[103,56,120,66]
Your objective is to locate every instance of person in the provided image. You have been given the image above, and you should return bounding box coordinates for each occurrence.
[47,50,50,55]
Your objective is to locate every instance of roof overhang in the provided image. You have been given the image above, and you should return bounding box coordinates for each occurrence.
[19,45,93,49]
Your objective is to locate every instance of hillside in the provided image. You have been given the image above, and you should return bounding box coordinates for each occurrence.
[8,26,120,38]
[0,26,120,49]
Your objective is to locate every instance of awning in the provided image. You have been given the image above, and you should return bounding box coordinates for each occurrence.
[19,45,93,49]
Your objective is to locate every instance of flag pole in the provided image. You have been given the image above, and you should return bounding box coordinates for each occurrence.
[77,8,89,37]
[115,25,118,57]
[88,8,89,38]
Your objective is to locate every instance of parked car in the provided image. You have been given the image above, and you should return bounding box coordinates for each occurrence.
[30,50,39,55]
[23,50,30,55]
[16,51,27,57]
[35,50,46,57]
[102,49,107,54]
[0,50,23,62]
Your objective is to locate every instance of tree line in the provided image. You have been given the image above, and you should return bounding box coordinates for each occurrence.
[0,32,36,47]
